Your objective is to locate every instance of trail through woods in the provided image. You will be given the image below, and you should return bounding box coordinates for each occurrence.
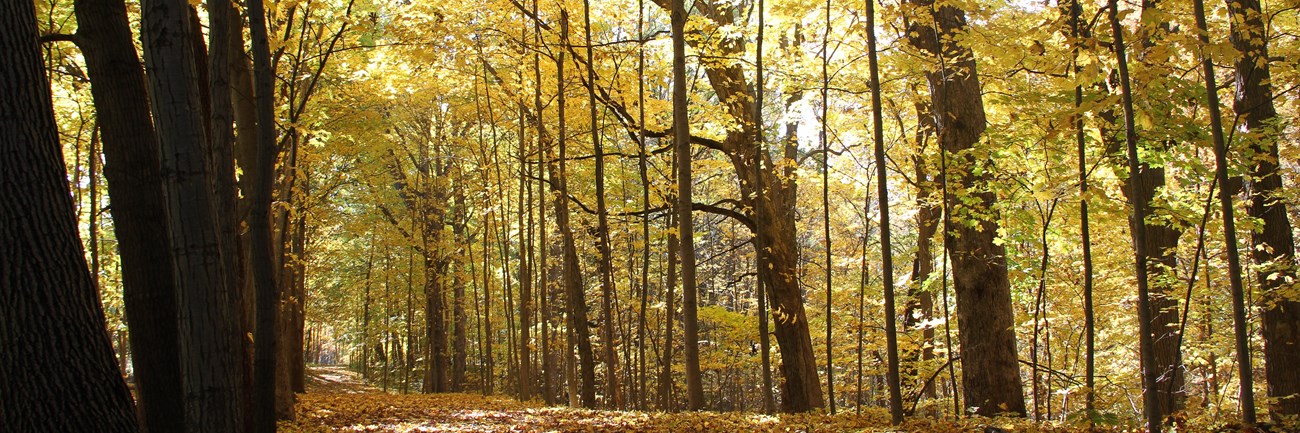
[282,367,1177,432]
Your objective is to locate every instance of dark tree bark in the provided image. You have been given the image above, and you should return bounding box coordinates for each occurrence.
[865,0,903,422]
[670,0,705,411]
[635,0,651,410]
[582,0,621,408]
[1225,0,1300,420]
[554,15,598,406]
[752,0,776,415]
[1190,0,1256,423]
[1093,0,1185,419]
[1061,0,1097,416]
[904,0,1026,416]
[1105,0,1164,429]
[69,0,185,429]
[904,104,939,404]
[454,182,470,392]
[0,2,139,429]
[140,0,244,427]
[246,0,282,427]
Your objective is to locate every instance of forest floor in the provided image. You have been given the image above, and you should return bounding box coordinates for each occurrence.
[279,367,1187,432]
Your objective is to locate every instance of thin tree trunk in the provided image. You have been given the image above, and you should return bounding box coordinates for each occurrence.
[581,0,621,408]
[820,0,834,412]
[865,0,903,421]
[660,209,678,411]
[671,0,705,411]
[553,18,598,405]
[1191,0,1255,422]
[1064,0,1097,416]
[636,0,651,410]
[1106,0,1163,429]
[753,1,775,413]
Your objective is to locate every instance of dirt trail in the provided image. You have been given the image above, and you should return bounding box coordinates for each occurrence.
[304,365,375,394]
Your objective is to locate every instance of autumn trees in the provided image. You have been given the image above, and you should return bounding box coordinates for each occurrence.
[21,0,1300,428]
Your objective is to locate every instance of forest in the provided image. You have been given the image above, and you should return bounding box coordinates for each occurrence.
[1,0,1298,429]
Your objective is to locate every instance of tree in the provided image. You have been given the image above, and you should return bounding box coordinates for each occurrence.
[247,0,283,427]
[1226,0,1300,419]
[1190,0,1255,423]
[554,12,598,406]
[70,0,185,429]
[904,0,1027,417]
[645,0,824,412]
[0,0,139,428]
[139,0,244,428]
[582,0,621,407]
[864,0,903,423]
[1105,0,1163,428]
[671,0,705,411]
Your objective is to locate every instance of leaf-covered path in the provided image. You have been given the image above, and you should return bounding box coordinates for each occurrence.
[281,367,1137,432]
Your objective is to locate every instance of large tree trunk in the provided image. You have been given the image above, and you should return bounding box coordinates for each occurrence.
[70,0,186,429]
[140,0,244,427]
[1226,0,1300,420]
[0,2,139,428]
[904,1,1026,417]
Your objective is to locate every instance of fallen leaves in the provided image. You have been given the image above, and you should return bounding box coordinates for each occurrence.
[278,367,1196,432]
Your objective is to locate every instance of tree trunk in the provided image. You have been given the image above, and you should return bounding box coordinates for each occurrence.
[1226,0,1300,420]
[1190,0,1256,422]
[454,182,470,392]
[752,1,775,414]
[140,0,245,427]
[70,0,186,428]
[636,0,822,412]
[583,0,621,408]
[553,18,598,406]
[904,1,1026,416]
[245,0,282,427]
[865,0,903,421]
[0,3,139,428]
[671,0,705,411]
[1105,0,1164,428]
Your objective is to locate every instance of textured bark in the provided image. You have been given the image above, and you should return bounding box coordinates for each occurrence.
[140,0,244,427]
[905,1,1026,416]
[227,9,259,427]
[291,212,308,393]
[1222,0,1300,420]
[0,2,139,429]
[71,0,185,429]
